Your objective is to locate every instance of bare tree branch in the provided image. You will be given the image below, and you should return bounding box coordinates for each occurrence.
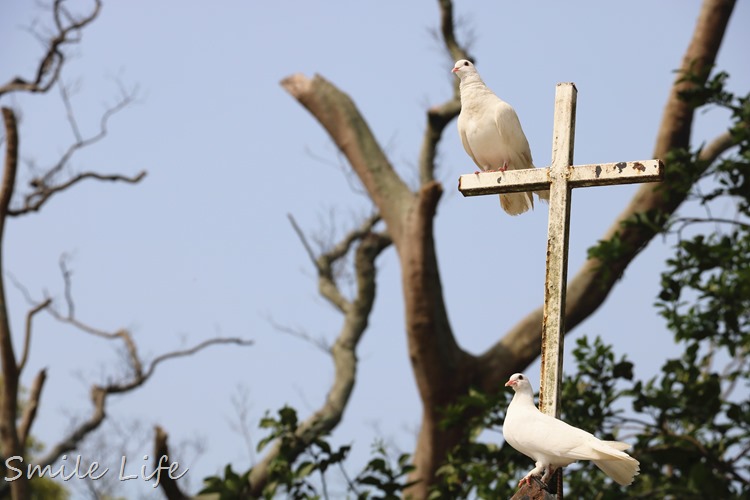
[324,213,382,264]
[12,263,254,468]
[154,426,188,500]
[268,317,331,354]
[228,384,257,466]
[288,213,319,269]
[0,0,102,97]
[437,0,472,63]
[18,298,52,374]
[42,80,137,187]
[248,223,391,495]
[141,337,255,386]
[671,216,750,232]
[9,170,147,217]
[288,212,383,314]
[35,329,253,468]
[281,74,413,237]
[0,106,27,498]
[9,81,146,217]
[36,385,107,469]
[701,129,736,165]
[417,0,472,184]
[419,99,462,185]
[0,108,19,224]
[18,369,47,446]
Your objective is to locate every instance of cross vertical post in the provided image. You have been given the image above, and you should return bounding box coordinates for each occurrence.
[539,83,577,417]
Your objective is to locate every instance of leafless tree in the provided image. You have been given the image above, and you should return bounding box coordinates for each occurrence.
[0,2,253,499]
[240,0,740,497]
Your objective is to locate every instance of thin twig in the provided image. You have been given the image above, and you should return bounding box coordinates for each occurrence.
[671,216,750,232]
[288,214,319,270]
[39,80,137,188]
[9,170,147,216]
[142,337,255,382]
[267,316,331,355]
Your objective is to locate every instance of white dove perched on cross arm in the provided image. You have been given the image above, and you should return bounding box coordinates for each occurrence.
[503,373,640,487]
[452,59,549,215]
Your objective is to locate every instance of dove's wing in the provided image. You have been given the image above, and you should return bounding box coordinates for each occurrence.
[457,116,481,169]
[508,409,592,460]
[492,103,533,170]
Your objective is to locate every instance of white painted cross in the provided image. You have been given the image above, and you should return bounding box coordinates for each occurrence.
[458,83,663,418]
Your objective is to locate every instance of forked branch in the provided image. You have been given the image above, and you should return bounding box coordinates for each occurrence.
[9,82,146,217]
[13,264,254,468]
[154,426,189,500]
[0,0,102,97]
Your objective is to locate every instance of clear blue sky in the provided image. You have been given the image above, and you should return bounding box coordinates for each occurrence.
[1,1,748,497]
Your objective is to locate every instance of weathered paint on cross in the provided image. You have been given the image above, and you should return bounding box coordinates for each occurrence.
[458,83,663,419]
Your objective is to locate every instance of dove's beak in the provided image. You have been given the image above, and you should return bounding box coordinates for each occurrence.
[451,68,459,73]
[504,380,515,387]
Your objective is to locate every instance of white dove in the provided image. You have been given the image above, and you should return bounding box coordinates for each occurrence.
[503,373,639,487]
[452,59,549,215]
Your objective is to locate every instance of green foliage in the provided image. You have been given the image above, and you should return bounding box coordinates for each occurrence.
[29,476,70,500]
[201,463,253,500]
[430,388,519,498]
[353,442,416,499]
[677,69,734,109]
[200,408,415,499]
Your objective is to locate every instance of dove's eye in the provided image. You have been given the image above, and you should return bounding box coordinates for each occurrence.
[518,375,524,380]
[464,61,469,66]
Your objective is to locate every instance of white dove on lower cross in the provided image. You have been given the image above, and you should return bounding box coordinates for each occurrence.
[503,373,640,487]
[452,59,549,216]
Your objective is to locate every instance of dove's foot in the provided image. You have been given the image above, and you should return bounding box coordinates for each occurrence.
[517,475,534,487]
[518,462,549,489]
[517,474,547,490]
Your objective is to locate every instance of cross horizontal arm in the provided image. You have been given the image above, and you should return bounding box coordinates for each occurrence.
[458,168,549,196]
[567,160,664,187]
[457,159,663,197]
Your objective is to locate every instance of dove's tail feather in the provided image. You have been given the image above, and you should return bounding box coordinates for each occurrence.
[536,189,550,202]
[591,441,640,486]
[499,192,534,216]
[602,440,634,452]
[593,456,640,486]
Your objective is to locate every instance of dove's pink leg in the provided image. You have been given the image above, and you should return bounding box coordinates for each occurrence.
[489,161,509,173]
[540,466,553,485]
[518,462,546,488]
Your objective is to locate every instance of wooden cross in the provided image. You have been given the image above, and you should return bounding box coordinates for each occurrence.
[458,83,663,418]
